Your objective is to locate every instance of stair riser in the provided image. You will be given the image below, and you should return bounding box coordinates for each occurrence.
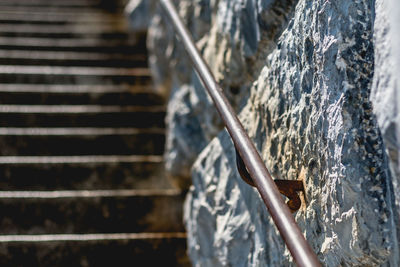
[0,5,124,13]
[0,74,151,85]
[0,24,129,32]
[0,32,130,39]
[0,134,165,156]
[0,194,185,234]
[0,92,163,106]
[0,161,169,190]
[0,46,145,55]
[0,238,190,267]
[0,58,147,68]
[0,0,125,8]
[0,112,165,127]
[0,13,127,24]
[0,20,125,26]
[0,35,147,52]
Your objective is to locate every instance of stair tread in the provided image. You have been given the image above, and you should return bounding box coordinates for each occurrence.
[0,50,146,61]
[0,84,153,93]
[0,232,187,242]
[0,155,163,164]
[0,24,129,35]
[0,189,181,198]
[0,127,164,135]
[0,105,164,113]
[0,65,150,76]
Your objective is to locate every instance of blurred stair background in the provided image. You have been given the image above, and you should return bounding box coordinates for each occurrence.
[0,0,189,266]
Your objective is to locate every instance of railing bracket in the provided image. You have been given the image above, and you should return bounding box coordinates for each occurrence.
[235,148,304,212]
[274,179,304,213]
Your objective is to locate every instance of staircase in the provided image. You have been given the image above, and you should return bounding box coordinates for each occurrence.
[0,0,189,266]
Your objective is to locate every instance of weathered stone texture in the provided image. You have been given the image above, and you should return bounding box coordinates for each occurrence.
[125,0,154,32]
[147,0,215,187]
[128,0,400,265]
[372,0,400,225]
[184,0,399,266]
[146,0,297,186]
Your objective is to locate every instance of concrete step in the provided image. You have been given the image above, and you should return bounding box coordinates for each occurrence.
[0,0,126,8]
[0,25,130,39]
[0,233,190,267]
[0,66,151,84]
[0,6,124,14]
[0,189,185,234]
[0,85,164,106]
[0,105,165,127]
[0,128,165,156]
[0,50,147,67]
[0,24,130,35]
[0,155,170,191]
[0,16,125,26]
[0,12,126,25]
[0,37,146,53]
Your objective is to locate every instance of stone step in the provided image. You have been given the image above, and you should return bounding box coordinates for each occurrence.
[0,85,163,106]
[0,6,124,14]
[0,15,125,25]
[0,11,125,25]
[0,37,146,53]
[1,31,131,40]
[0,155,170,191]
[0,66,151,84]
[0,233,190,267]
[0,189,185,234]
[0,105,165,128]
[0,24,130,39]
[0,50,147,67]
[0,84,152,93]
[0,24,130,35]
[0,128,165,156]
[0,0,126,8]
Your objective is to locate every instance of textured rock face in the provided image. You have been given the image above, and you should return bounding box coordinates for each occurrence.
[184,0,400,266]
[146,0,297,187]
[147,0,215,187]
[128,0,400,265]
[125,0,152,32]
[372,0,400,223]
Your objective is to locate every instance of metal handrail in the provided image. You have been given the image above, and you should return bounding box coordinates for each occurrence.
[159,0,320,266]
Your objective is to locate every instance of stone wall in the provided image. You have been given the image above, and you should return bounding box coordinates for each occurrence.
[128,0,400,265]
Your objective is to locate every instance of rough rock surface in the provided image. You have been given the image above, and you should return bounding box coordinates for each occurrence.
[372,0,400,224]
[145,0,297,187]
[184,0,400,266]
[128,0,400,265]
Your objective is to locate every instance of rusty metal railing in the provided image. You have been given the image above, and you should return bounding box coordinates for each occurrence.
[159,0,320,266]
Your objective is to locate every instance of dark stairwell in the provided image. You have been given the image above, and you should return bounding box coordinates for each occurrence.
[0,0,189,265]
